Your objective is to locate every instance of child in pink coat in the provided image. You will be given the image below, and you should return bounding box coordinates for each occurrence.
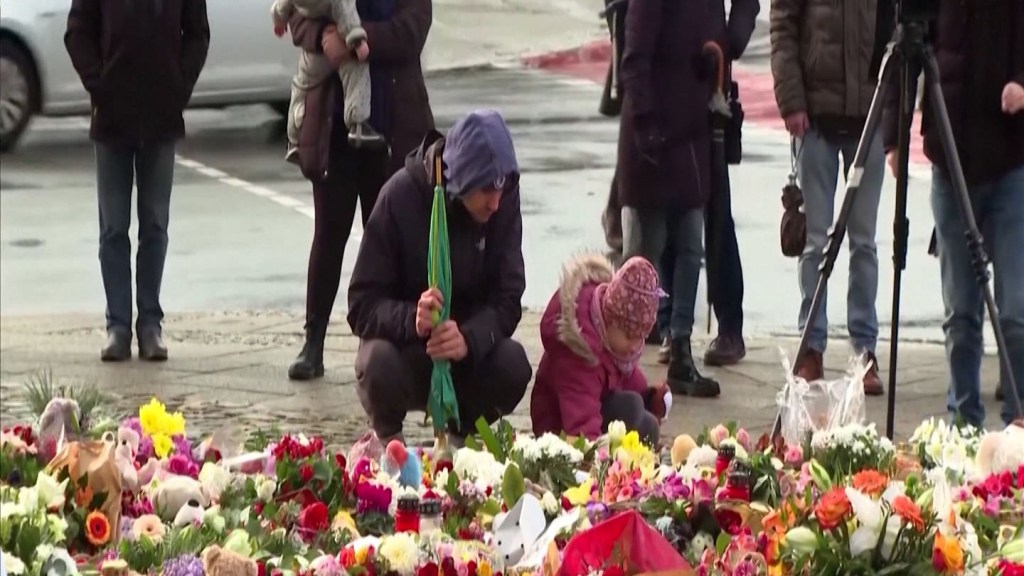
[531,254,671,446]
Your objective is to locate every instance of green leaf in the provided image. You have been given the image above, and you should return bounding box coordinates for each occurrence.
[475,417,506,463]
[502,462,526,507]
[446,469,460,496]
[312,459,333,483]
[715,531,731,556]
[480,498,502,516]
[90,491,108,509]
[464,435,482,451]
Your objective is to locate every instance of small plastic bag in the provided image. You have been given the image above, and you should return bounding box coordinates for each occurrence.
[775,349,870,446]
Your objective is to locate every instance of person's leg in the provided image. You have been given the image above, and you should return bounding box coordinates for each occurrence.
[987,166,1024,425]
[355,147,388,225]
[95,144,136,360]
[339,62,382,146]
[841,133,884,394]
[601,391,660,447]
[286,53,331,163]
[134,141,176,360]
[603,169,623,259]
[705,167,746,366]
[355,340,433,441]
[796,129,841,378]
[290,127,361,380]
[667,207,720,397]
[456,338,532,436]
[931,166,987,427]
[656,230,675,362]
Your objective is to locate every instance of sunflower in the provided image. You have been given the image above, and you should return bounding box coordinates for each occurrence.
[85,511,111,546]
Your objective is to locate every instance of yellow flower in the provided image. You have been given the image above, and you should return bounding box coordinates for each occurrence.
[152,433,174,459]
[563,478,594,507]
[159,411,186,436]
[379,532,421,575]
[621,431,642,453]
[354,544,369,565]
[478,562,493,576]
[139,398,166,436]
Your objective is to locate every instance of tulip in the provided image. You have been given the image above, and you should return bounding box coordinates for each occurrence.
[915,487,934,511]
[1000,533,1024,563]
[785,527,819,556]
[809,459,832,491]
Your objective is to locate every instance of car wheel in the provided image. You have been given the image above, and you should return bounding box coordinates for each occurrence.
[270,100,290,117]
[0,38,39,153]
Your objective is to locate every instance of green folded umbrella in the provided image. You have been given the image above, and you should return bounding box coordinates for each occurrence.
[427,155,460,436]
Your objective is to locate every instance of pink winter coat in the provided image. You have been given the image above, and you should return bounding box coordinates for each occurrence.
[530,255,649,440]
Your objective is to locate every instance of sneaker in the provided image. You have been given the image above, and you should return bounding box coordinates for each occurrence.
[348,122,385,148]
[862,352,884,396]
[704,332,746,366]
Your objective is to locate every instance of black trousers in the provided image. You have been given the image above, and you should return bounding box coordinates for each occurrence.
[305,123,389,328]
[355,338,533,439]
[601,391,660,447]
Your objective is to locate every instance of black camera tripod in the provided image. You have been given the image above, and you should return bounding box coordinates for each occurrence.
[772,6,1023,441]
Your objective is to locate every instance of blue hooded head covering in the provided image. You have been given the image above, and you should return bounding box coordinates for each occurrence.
[442,109,519,198]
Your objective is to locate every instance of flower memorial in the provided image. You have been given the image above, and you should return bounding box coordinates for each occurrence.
[1,389,1023,576]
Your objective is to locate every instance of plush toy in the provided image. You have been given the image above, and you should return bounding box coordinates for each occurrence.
[151,475,208,522]
[671,434,698,467]
[201,545,257,576]
[975,424,1024,477]
[115,427,160,491]
[381,440,423,489]
[348,431,384,467]
[173,498,205,527]
[38,398,82,459]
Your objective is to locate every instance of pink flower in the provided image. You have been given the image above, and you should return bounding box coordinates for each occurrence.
[785,445,805,467]
[735,429,752,452]
[709,425,730,448]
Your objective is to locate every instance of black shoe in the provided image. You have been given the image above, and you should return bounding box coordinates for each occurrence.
[348,122,385,149]
[704,332,746,366]
[138,328,168,361]
[288,321,326,381]
[667,338,720,397]
[101,329,132,362]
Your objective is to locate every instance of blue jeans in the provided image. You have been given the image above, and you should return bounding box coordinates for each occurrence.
[932,165,1024,427]
[797,129,884,353]
[622,207,703,340]
[657,170,744,337]
[96,142,176,334]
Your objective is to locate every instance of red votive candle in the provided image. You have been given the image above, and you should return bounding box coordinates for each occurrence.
[714,444,736,479]
[395,495,421,534]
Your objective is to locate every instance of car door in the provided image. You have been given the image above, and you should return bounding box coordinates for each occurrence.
[33,0,89,111]
[195,0,295,103]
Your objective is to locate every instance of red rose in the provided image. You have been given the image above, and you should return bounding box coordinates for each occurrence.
[300,464,314,484]
[466,561,477,576]
[257,561,267,576]
[440,557,457,576]
[485,486,493,497]
[297,501,329,532]
[715,509,743,536]
[604,566,625,576]
[335,453,347,470]
[997,560,1024,576]
[253,502,264,516]
[435,460,453,474]
[561,496,572,511]
[418,562,440,576]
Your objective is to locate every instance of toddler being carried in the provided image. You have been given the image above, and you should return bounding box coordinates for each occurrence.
[271,0,384,163]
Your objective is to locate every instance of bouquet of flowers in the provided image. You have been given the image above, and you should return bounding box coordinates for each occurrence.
[810,423,895,480]
[907,418,983,483]
[0,472,76,575]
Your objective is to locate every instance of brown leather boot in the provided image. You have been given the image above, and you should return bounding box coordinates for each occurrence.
[862,352,884,396]
[704,332,746,366]
[795,349,824,382]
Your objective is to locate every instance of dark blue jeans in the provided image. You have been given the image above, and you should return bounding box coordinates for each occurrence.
[657,171,744,337]
[95,142,176,335]
[933,165,1024,427]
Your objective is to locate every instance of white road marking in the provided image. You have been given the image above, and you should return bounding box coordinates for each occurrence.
[172,154,363,240]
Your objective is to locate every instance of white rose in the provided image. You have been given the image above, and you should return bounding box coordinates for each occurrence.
[607,421,627,447]
[257,479,277,502]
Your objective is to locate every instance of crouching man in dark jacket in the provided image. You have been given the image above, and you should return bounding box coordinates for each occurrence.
[348,109,533,443]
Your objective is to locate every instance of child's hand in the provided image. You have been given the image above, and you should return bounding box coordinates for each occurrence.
[355,41,369,62]
[274,23,287,37]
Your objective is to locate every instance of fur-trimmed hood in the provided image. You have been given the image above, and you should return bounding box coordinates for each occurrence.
[552,253,615,365]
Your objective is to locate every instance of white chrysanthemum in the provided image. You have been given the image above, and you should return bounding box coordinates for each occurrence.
[541,491,559,516]
[453,448,507,488]
[535,433,584,463]
[685,445,718,469]
[512,435,542,461]
[378,532,423,575]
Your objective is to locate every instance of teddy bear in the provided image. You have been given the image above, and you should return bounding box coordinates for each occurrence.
[115,427,160,491]
[671,434,698,467]
[975,423,1024,477]
[37,398,82,460]
[151,475,208,522]
[201,545,257,576]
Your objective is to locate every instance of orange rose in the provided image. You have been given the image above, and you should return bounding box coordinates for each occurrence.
[851,470,889,497]
[933,532,964,574]
[85,511,111,547]
[892,495,925,531]
[814,487,852,531]
[75,486,94,508]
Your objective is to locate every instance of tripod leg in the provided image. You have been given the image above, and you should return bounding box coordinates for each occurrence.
[771,44,902,440]
[921,50,1024,422]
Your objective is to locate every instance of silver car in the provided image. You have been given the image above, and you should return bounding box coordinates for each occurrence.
[0,0,297,151]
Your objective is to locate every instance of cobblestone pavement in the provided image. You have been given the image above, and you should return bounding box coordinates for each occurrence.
[0,311,1006,447]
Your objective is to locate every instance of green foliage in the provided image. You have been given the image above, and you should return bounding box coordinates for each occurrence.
[22,368,110,426]
[501,462,526,508]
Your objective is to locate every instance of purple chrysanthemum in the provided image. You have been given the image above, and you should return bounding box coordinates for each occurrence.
[137,435,155,461]
[173,435,193,459]
[122,417,143,437]
[161,554,205,576]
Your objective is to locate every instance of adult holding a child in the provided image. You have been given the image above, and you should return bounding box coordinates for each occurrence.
[282,0,435,381]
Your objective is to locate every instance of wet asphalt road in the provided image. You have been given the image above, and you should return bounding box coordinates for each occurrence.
[1,66,967,345]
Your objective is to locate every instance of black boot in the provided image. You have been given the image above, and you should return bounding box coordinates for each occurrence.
[667,338,721,397]
[288,322,326,381]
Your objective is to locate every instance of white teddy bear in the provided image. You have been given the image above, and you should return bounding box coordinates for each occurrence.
[975,423,1024,477]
